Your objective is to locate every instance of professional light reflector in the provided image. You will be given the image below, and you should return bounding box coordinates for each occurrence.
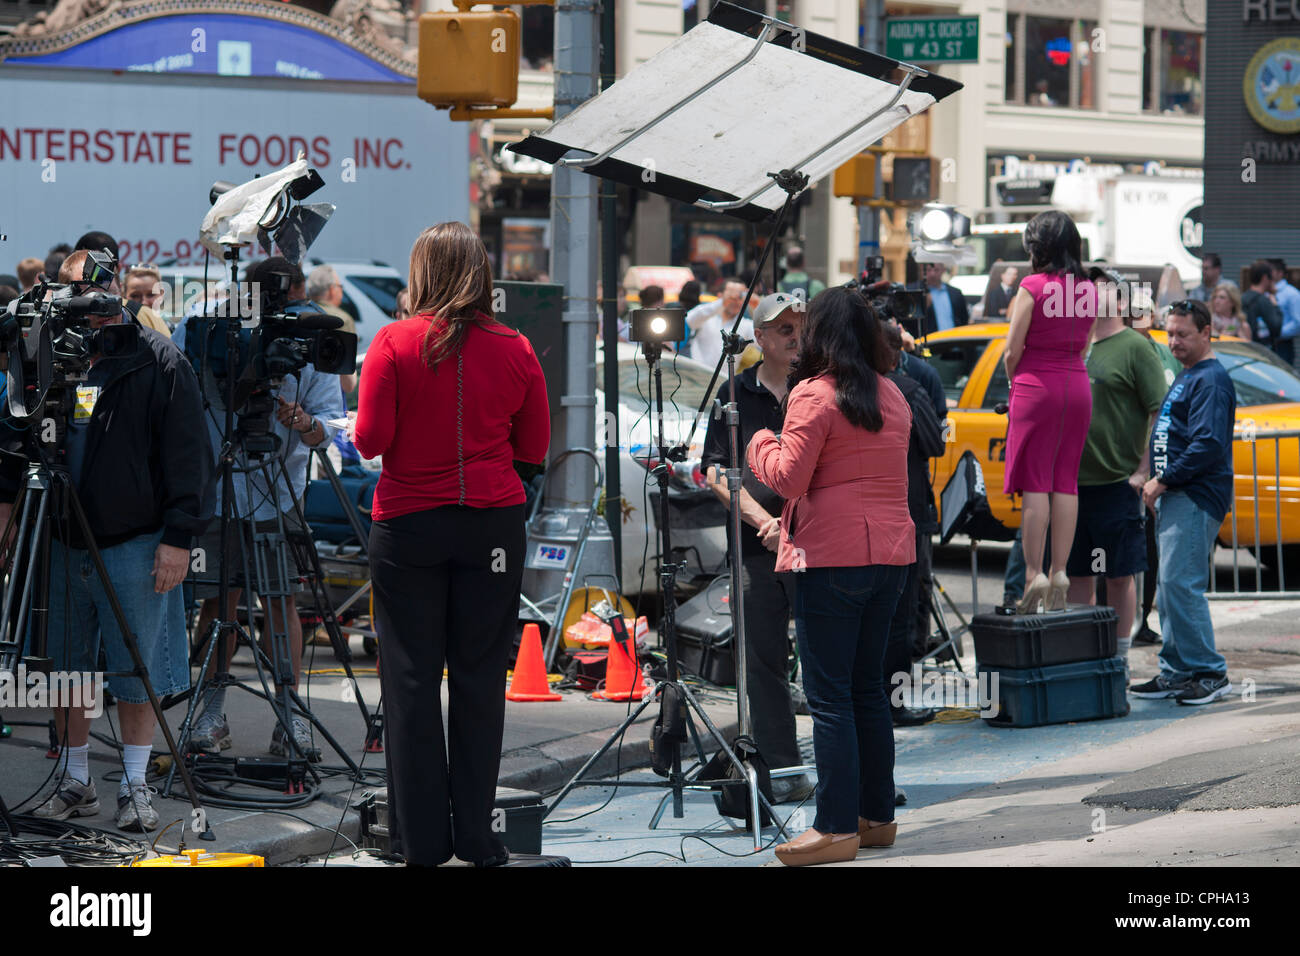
[509,3,961,221]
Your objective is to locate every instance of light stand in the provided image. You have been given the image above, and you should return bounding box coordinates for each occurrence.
[543,331,789,849]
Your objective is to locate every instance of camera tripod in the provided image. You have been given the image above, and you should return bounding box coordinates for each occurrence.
[162,396,375,804]
[0,427,211,839]
[162,257,372,804]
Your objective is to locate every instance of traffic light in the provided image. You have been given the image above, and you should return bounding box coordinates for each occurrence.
[418,9,520,109]
[890,157,941,202]
[832,154,878,200]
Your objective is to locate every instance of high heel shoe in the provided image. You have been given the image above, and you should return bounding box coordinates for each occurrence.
[858,818,898,848]
[1016,573,1049,615]
[1047,571,1069,612]
[773,828,860,867]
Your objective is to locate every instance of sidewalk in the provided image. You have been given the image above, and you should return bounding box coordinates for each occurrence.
[0,643,740,865]
[3,591,1299,866]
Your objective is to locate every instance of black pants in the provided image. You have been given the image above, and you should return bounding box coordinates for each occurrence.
[913,529,933,657]
[740,553,800,770]
[886,556,921,709]
[369,504,525,866]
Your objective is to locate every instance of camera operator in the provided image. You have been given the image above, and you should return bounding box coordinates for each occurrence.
[0,250,212,832]
[701,292,814,804]
[178,257,345,758]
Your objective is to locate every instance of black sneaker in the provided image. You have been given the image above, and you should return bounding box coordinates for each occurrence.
[1174,673,1232,706]
[1129,673,1188,698]
[1132,625,1162,646]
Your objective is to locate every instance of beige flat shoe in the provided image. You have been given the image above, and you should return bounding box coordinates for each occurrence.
[857,818,898,848]
[774,828,860,867]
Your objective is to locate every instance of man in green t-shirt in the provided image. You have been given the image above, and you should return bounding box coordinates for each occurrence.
[778,246,825,305]
[1065,301,1170,666]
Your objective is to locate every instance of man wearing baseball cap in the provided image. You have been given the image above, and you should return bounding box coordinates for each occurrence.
[700,291,814,803]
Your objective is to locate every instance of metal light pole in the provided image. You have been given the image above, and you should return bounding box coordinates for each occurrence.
[858,0,885,271]
[549,0,601,509]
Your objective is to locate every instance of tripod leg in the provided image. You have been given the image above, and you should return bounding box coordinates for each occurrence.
[543,695,656,819]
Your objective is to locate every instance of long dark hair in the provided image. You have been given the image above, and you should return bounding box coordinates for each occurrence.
[787,287,894,431]
[408,221,496,369]
[1023,210,1087,280]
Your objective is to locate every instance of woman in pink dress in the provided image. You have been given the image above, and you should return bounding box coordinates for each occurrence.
[1003,211,1097,614]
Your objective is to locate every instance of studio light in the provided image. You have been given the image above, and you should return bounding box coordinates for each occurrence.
[200,157,335,265]
[909,202,975,267]
[630,308,685,344]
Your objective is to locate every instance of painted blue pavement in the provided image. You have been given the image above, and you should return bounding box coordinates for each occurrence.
[540,700,1205,867]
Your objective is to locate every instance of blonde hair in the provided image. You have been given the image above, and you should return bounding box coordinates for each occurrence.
[407,222,495,368]
[1211,283,1245,323]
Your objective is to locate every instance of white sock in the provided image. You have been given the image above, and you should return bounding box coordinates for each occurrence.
[63,743,90,785]
[120,744,151,792]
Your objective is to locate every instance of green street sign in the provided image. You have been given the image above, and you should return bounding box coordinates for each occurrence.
[885,15,979,65]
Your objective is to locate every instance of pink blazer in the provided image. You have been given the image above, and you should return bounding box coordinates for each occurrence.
[747,373,916,573]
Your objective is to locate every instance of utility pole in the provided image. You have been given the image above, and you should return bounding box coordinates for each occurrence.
[600,1,621,573]
[549,0,601,509]
[859,0,885,273]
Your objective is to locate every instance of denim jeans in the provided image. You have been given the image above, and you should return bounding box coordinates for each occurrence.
[36,529,189,702]
[794,564,907,833]
[1155,491,1227,680]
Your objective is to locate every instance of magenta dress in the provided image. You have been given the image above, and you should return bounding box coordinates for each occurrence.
[1003,272,1097,495]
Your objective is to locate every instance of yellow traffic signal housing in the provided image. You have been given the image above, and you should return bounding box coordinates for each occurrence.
[832,154,878,199]
[418,10,520,109]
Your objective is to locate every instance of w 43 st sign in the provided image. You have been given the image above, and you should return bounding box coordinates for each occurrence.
[885,16,979,65]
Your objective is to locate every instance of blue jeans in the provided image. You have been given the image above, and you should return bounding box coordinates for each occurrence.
[794,564,907,833]
[1155,491,1227,680]
[34,530,189,703]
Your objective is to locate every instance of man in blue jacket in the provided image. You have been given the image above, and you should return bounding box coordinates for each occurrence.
[1132,300,1235,705]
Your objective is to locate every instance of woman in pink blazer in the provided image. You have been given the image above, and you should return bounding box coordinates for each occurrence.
[748,287,916,867]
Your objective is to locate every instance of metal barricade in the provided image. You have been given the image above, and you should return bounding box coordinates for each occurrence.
[1206,426,1300,599]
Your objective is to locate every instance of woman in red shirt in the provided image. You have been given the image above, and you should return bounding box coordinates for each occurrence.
[355,222,550,867]
[747,287,915,867]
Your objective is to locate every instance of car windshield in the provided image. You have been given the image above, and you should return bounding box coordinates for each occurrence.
[1215,343,1300,406]
[924,338,989,405]
[348,275,405,317]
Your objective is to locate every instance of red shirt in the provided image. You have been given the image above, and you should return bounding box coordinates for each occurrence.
[355,314,550,520]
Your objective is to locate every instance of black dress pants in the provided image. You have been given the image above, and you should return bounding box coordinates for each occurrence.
[740,552,801,770]
[369,504,525,866]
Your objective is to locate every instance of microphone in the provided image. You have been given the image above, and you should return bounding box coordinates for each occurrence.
[286,311,345,331]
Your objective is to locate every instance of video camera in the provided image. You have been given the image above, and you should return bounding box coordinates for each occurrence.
[844,255,927,329]
[0,250,139,424]
[182,264,356,456]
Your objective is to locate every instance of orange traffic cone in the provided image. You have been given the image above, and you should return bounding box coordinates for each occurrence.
[506,624,562,702]
[593,629,650,701]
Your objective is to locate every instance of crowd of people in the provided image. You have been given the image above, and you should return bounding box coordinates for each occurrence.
[0,212,1264,868]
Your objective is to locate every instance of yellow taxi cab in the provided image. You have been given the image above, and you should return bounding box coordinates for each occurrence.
[925,323,1300,566]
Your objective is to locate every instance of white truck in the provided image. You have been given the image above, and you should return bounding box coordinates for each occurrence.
[951,170,1204,309]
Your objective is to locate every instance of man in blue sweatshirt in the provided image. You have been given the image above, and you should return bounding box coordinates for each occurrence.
[1132,300,1235,705]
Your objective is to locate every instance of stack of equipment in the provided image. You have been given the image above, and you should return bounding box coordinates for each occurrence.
[971,606,1128,727]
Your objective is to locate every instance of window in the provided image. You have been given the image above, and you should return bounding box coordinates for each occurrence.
[1214,344,1300,407]
[1143,29,1203,116]
[1004,14,1098,110]
[924,339,990,406]
[983,363,1011,410]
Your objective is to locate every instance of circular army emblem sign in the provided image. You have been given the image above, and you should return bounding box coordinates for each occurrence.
[1244,37,1300,134]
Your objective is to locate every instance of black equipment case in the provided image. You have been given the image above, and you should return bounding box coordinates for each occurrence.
[971,606,1118,669]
